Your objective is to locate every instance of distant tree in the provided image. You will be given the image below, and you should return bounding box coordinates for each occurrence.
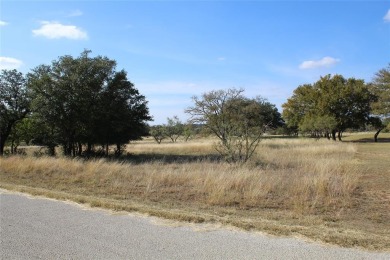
[183,123,194,141]
[282,84,315,132]
[273,125,298,136]
[368,64,390,142]
[283,75,374,141]
[299,115,337,139]
[165,116,184,142]
[0,69,30,156]
[149,125,166,144]
[5,117,37,154]
[186,88,283,163]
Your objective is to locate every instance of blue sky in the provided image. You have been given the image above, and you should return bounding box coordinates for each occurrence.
[1,1,389,124]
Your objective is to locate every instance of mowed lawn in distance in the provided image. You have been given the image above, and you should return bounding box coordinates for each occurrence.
[0,133,389,251]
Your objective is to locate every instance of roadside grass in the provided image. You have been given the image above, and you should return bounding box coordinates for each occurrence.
[342,132,390,243]
[1,135,389,251]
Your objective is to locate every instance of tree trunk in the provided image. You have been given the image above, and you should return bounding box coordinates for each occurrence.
[115,143,122,156]
[0,135,5,156]
[337,131,342,141]
[331,130,337,141]
[11,140,15,154]
[72,142,76,157]
[78,142,83,156]
[63,141,72,156]
[47,127,56,156]
[0,125,13,156]
[87,143,92,156]
[374,127,384,142]
[48,145,56,156]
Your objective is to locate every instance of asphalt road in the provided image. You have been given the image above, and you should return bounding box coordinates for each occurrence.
[1,190,389,260]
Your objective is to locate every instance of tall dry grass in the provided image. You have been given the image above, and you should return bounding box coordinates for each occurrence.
[0,138,359,213]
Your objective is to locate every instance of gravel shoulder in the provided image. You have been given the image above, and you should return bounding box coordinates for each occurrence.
[1,189,389,260]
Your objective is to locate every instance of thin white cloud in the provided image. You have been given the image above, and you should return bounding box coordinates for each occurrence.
[384,9,390,22]
[0,20,8,26]
[0,57,23,70]
[217,57,226,61]
[68,10,83,17]
[299,56,340,69]
[32,21,88,40]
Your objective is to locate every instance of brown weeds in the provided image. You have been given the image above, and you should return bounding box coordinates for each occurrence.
[0,139,359,213]
[4,137,390,250]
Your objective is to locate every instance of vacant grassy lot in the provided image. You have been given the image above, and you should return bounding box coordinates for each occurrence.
[1,133,389,251]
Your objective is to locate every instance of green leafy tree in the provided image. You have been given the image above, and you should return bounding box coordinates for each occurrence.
[183,123,194,141]
[5,125,21,155]
[315,115,337,139]
[368,64,390,142]
[186,88,283,163]
[282,84,316,131]
[165,116,184,142]
[299,115,337,139]
[14,117,36,145]
[97,70,151,155]
[298,116,317,137]
[5,117,38,154]
[28,116,59,156]
[149,125,166,144]
[273,125,298,136]
[0,69,30,156]
[283,75,374,141]
[28,50,151,156]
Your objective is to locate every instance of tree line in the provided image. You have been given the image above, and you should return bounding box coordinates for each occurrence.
[1,49,389,161]
[0,50,151,156]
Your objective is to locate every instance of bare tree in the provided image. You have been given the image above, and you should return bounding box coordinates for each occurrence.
[186,88,283,163]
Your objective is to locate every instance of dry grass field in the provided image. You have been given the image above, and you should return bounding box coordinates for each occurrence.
[1,133,389,251]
